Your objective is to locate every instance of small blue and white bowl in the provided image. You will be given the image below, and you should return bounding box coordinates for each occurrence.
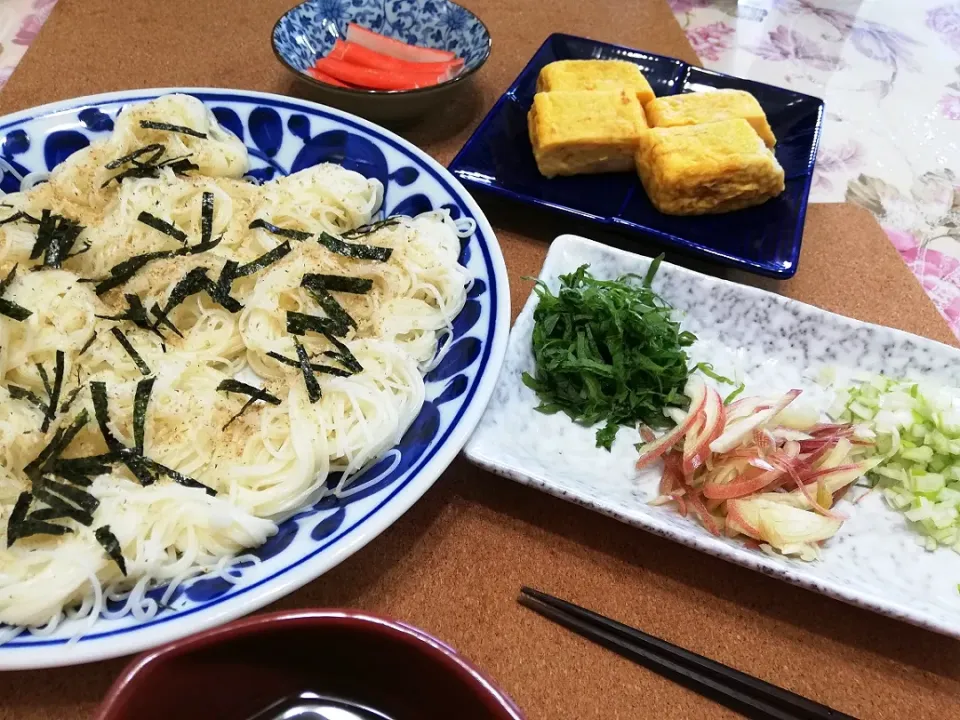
[272,0,491,123]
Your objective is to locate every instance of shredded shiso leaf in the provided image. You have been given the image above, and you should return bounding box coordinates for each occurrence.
[521,258,695,450]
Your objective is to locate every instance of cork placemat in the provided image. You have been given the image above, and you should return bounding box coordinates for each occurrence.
[1,1,958,719]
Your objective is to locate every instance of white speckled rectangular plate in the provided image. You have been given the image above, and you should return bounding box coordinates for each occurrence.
[465,234,960,638]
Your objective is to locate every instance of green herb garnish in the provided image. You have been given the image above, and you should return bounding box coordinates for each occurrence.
[521,259,694,450]
[723,384,746,405]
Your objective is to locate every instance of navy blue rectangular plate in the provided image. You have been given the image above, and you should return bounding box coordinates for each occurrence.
[448,33,825,278]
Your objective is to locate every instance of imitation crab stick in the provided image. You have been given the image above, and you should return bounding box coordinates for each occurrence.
[345,22,457,63]
[305,66,351,88]
[327,38,463,75]
[313,56,448,91]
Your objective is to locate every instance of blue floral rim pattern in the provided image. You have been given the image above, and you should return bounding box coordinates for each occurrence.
[272,0,491,85]
[0,88,507,664]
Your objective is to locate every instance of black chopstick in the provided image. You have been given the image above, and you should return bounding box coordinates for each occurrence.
[518,587,854,720]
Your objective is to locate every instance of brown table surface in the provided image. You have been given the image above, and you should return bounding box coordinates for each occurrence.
[2,1,960,719]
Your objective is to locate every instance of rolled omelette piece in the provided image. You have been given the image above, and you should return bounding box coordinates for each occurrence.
[645,89,776,147]
[635,118,785,215]
[535,59,656,106]
[528,90,648,178]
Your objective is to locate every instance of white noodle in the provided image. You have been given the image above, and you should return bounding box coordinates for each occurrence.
[0,94,471,633]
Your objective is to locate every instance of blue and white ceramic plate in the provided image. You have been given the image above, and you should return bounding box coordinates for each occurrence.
[467,234,960,639]
[0,88,510,669]
[448,33,825,279]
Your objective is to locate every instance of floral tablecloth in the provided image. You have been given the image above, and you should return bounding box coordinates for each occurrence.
[2,0,960,336]
[672,0,960,335]
[0,0,53,89]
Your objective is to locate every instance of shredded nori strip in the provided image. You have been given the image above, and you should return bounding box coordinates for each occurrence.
[301,273,373,294]
[8,385,46,411]
[200,191,213,244]
[342,218,400,238]
[137,211,188,244]
[0,296,31,321]
[322,332,363,373]
[215,242,292,301]
[217,379,281,430]
[248,218,312,241]
[40,350,65,432]
[95,526,127,575]
[11,520,72,542]
[303,286,356,333]
[84,232,222,295]
[150,266,242,335]
[23,409,89,481]
[0,264,18,294]
[60,385,82,413]
[30,209,53,260]
[265,351,352,377]
[32,485,94,526]
[6,492,32,546]
[6,489,73,545]
[110,327,151,375]
[28,210,85,268]
[286,310,348,338]
[89,381,215,495]
[139,120,207,138]
[160,156,200,175]
[78,331,97,357]
[104,143,164,170]
[0,211,25,226]
[149,302,183,338]
[96,294,162,337]
[37,363,52,397]
[237,242,292,276]
[83,251,169,295]
[53,455,114,480]
[101,147,197,186]
[317,231,392,262]
[0,265,32,321]
[29,507,71,522]
[133,377,154,454]
[293,337,321,403]
[37,477,100,514]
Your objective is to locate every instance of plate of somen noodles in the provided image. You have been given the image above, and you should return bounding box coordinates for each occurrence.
[0,89,509,668]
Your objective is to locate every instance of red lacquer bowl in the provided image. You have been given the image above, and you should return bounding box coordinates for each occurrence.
[96,609,524,720]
